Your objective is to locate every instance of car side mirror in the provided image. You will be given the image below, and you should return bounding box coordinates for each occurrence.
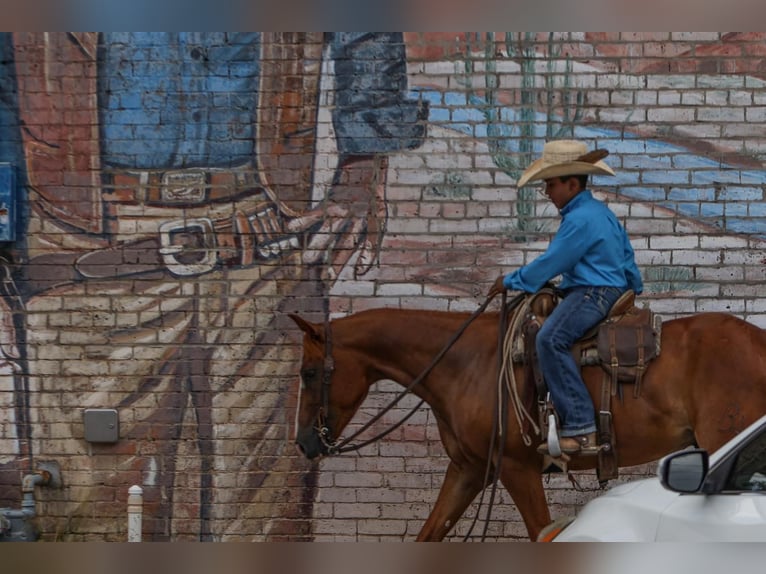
[659,449,709,493]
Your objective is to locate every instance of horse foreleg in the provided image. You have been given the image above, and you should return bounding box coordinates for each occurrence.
[499,460,551,541]
[416,460,482,541]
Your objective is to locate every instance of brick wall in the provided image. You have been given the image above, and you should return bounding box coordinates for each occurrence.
[0,32,765,541]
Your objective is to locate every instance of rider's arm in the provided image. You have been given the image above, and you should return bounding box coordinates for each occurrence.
[502,216,591,293]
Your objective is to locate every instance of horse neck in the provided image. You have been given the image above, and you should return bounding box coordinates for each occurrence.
[336,309,488,411]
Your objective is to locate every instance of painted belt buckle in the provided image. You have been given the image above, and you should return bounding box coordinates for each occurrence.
[158,218,217,276]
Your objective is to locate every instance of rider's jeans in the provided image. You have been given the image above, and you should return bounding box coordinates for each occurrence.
[536,286,625,437]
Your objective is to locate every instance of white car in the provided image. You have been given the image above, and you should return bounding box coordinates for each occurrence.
[539,412,766,541]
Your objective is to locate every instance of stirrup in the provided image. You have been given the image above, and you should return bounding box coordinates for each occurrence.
[542,412,562,457]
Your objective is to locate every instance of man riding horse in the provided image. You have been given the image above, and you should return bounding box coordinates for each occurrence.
[488,140,643,457]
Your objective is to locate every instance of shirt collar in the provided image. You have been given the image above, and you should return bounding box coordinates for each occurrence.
[560,189,592,215]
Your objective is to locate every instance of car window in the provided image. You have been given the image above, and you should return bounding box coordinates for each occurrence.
[725,431,766,491]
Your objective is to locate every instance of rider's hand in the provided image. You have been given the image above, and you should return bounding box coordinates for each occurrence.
[487,275,506,299]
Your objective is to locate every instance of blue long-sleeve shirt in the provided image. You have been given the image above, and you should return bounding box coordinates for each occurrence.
[503,190,643,294]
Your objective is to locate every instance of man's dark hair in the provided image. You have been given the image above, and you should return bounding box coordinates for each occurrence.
[561,174,589,189]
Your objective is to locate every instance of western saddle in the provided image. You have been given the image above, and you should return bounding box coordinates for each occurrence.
[512,287,662,484]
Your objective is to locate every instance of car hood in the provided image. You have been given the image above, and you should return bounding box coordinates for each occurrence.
[553,478,679,541]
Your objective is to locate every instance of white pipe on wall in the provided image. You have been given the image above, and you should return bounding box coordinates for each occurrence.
[127,485,143,542]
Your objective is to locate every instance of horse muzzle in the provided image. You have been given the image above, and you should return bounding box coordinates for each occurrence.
[295,426,329,459]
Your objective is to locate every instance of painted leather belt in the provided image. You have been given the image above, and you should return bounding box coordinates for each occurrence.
[23,205,303,296]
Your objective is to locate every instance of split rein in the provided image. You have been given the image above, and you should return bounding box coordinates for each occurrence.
[315,292,525,456]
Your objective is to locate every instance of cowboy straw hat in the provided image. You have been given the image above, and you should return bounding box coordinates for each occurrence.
[516,140,615,188]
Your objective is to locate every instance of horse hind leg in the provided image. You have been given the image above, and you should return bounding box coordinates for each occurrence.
[416,461,483,541]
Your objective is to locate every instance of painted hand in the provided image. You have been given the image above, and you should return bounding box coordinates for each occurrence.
[286,157,388,280]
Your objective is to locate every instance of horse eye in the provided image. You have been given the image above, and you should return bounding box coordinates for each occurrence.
[301,368,318,383]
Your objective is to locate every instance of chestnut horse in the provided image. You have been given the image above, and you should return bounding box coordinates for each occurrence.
[289,305,766,541]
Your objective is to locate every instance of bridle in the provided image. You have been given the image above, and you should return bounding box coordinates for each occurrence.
[314,318,338,453]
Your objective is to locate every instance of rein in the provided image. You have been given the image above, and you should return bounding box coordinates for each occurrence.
[315,292,525,456]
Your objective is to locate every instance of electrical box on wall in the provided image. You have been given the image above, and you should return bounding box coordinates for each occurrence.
[83,409,120,443]
[0,163,16,242]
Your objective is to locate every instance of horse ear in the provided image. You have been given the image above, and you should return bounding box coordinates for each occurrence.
[288,313,323,342]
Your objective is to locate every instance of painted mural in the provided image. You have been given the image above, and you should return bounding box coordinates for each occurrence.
[0,31,765,540]
[404,33,766,297]
[0,32,427,540]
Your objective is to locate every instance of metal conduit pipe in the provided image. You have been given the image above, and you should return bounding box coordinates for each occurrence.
[0,461,62,542]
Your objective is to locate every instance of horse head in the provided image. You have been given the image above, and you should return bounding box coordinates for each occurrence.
[288,313,371,459]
